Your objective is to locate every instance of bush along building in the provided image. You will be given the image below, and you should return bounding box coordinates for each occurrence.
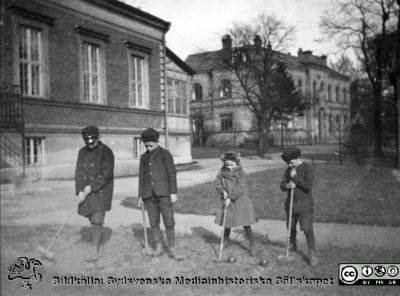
[186,35,351,148]
[0,0,192,181]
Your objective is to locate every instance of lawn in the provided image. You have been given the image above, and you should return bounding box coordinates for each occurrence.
[2,224,399,296]
[122,163,400,226]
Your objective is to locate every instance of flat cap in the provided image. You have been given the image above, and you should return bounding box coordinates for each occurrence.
[82,125,99,139]
[281,146,301,162]
[141,128,160,142]
[221,151,240,163]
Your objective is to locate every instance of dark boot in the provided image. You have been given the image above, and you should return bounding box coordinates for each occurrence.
[309,249,318,266]
[244,226,256,257]
[223,228,231,249]
[152,228,163,257]
[86,225,104,263]
[289,228,297,252]
[166,226,184,261]
[289,241,297,252]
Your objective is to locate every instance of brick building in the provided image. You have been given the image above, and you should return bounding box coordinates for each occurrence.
[0,0,192,181]
[186,35,351,147]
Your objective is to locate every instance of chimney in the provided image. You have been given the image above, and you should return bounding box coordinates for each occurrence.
[222,34,232,51]
[320,55,327,65]
[298,48,303,56]
[254,35,262,48]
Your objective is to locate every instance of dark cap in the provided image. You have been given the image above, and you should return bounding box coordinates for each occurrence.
[221,151,240,163]
[141,128,159,142]
[281,146,301,162]
[82,125,99,139]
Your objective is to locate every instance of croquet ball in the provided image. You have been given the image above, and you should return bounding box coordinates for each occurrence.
[258,259,269,266]
[227,256,237,263]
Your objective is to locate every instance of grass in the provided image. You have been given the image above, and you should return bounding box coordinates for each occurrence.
[1,224,399,296]
[122,163,400,226]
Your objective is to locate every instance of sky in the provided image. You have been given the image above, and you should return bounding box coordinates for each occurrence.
[124,0,338,61]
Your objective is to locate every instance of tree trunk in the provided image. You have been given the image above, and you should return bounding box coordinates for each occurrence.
[257,119,270,157]
[396,75,400,168]
[373,86,383,157]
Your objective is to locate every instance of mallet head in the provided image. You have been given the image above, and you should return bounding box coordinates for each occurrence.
[37,246,55,260]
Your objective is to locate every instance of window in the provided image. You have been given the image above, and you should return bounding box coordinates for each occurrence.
[328,85,332,101]
[25,137,45,165]
[220,113,233,131]
[219,79,231,98]
[76,27,108,104]
[19,26,43,97]
[297,79,303,95]
[133,137,143,159]
[82,42,101,103]
[129,53,149,108]
[313,81,317,99]
[335,86,340,102]
[167,78,187,115]
[343,88,347,104]
[192,83,203,100]
[320,82,324,92]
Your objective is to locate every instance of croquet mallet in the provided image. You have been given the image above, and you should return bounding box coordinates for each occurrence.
[277,188,296,262]
[37,204,78,260]
[140,201,153,256]
[213,202,229,263]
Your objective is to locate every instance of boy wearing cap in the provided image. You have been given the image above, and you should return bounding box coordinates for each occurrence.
[280,146,318,266]
[138,128,184,261]
[75,125,114,264]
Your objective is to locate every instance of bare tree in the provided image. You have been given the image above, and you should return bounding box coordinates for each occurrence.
[217,14,305,156]
[320,0,399,157]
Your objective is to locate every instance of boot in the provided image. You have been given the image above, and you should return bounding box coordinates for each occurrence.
[309,249,318,266]
[153,242,163,257]
[289,241,297,252]
[250,244,257,257]
[168,247,184,261]
[152,228,163,257]
[166,226,184,261]
[223,228,231,250]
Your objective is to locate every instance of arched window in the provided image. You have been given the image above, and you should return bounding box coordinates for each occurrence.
[219,79,231,98]
[343,88,347,104]
[320,81,324,92]
[192,83,203,101]
[328,85,332,101]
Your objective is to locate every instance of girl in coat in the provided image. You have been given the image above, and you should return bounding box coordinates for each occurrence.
[214,152,258,257]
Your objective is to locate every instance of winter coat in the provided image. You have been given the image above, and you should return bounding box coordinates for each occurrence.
[214,167,257,228]
[75,141,114,217]
[138,146,177,199]
[280,162,314,213]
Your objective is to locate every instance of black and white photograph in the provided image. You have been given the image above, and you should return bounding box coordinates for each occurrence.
[1,0,400,295]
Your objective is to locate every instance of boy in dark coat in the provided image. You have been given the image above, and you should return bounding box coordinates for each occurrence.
[75,126,114,263]
[280,146,318,266]
[138,128,183,261]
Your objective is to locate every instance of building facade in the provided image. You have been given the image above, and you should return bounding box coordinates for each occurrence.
[186,35,351,147]
[0,0,192,181]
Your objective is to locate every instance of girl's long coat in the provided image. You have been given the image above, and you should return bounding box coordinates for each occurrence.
[214,167,257,228]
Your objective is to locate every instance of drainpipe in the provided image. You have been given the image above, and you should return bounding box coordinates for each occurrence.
[163,35,169,149]
[208,69,214,146]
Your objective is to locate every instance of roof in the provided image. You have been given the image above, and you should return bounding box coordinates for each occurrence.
[186,47,350,81]
[166,47,195,75]
[83,0,170,32]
